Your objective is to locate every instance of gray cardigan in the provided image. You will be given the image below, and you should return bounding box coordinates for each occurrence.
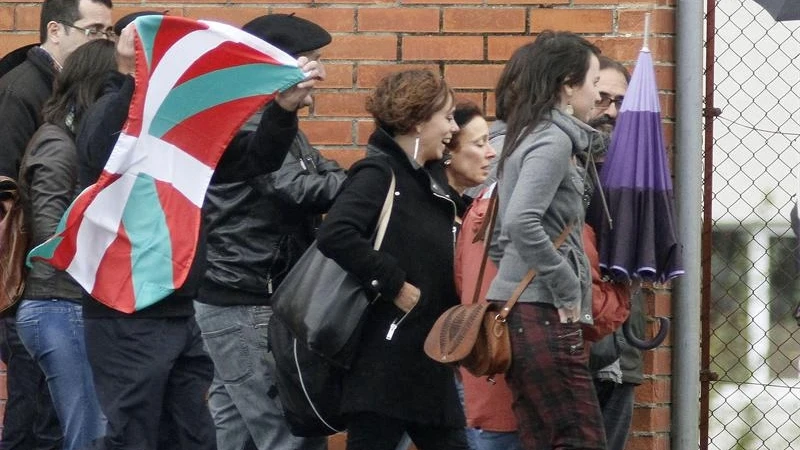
[486,109,597,325]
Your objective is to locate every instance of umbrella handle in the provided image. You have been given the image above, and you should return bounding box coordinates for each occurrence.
[622,316,670,350]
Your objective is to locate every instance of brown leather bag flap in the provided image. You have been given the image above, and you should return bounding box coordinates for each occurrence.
[424,302,492,364]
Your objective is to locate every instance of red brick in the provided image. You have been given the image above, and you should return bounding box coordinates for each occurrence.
[165,0,220,4]
[0,33,37,55]
[0,7,13,30]
[15,5,37,31]
[182,7,266,27]
[662,121,674,148]
[300,120,353,145]
[654,64,674,91]
[618,8,675,34]
[453,92,484,113]
[326,35,397,61]
[643,348,671,375]
[443,8,525,33]
[317,0,392,5]
[319,63,354,89]
[271,7,355,33]
[356,63,439,88]
[632,406,671,432]
[320,148,366,169]
[487,35,536,61]
[485,91,496,118]
[635,377,671,404]
[592,36,674,64]
[626,433,670,450]
[231,0,307,4]
[650,287,672,317]
[659,92,674,119]
[402,0,481,5]
[531,9,613,33]
[356,120,374,145]
[313,92,370,117]
[445,64,504,89]
[358,8,439,33]
[403,36,483,61]
[487,0,564,4]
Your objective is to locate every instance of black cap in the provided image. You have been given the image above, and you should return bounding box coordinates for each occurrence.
[242,14,331,57]
[114,11,165,37]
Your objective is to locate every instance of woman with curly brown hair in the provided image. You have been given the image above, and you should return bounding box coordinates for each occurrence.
[316,69,469,450]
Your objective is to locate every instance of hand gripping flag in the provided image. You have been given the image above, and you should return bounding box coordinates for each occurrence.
[27,15,306,313]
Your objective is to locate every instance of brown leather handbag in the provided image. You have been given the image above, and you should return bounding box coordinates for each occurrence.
[424,191,571,380]
[0,176,28,312]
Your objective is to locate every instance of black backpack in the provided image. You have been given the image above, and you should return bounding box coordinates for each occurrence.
[267,314,347,437]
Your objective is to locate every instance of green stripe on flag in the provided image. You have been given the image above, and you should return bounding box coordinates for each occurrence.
[134,15,164,71]
[148,63,304,138]
[26,195,77,267]
[122,174,175,310]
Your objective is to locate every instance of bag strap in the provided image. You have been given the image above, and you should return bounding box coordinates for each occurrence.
[372,171,396,250]
[470,188,499,304]
[496,224,574,321]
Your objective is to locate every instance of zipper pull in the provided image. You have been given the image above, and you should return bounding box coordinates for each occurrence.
[386,319,399,340]
[267,277,274,295]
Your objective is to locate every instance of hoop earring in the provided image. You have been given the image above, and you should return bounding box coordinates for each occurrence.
[565,103,574,116]
[413,136,420,161]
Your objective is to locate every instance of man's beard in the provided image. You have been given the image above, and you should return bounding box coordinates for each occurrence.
[588,114,615,134]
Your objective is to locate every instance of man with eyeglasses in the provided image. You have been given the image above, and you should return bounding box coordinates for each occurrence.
[0,0,112,448]
[586,55,646,450]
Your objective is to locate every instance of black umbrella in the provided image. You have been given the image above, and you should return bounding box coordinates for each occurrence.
[752,0,800,21]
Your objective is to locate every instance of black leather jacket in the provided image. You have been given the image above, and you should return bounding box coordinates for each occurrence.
[197,131,345,306]
[18,124,83,301]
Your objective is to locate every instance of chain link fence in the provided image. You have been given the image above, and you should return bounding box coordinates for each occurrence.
[704,1,800,448]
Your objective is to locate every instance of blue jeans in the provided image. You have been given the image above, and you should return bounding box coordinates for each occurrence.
[0,315,62,449]
[16,299,105,450]
[466,429,522,450]
[194,302,326,450]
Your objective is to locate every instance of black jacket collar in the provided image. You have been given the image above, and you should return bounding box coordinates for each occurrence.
[366,127,452,200]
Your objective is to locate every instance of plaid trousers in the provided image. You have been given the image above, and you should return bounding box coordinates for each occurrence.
[504,302,606,450]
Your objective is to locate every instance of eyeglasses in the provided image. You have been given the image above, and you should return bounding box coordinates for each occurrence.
[595,93,624,109]
[60,22,117,40]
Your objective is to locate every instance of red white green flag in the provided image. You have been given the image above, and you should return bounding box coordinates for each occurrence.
[28,15,305,313]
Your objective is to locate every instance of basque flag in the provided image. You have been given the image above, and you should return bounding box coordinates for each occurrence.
[27,15,305,312]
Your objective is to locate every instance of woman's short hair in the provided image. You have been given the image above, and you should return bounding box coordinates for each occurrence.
[365,69,454,136]
[445,101,484,151]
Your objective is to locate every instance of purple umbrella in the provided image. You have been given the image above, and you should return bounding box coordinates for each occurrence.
[590,46,685,284]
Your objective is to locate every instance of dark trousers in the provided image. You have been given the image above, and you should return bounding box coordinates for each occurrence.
[505,303,606,450]
[594,380,635,450]
[0,315,62,450]
[345,412,469,450]
[84,316,216,450]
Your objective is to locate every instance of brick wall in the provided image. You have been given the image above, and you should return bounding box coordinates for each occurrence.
[0,0,676,448]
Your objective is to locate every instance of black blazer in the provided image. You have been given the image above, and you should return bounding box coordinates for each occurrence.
[317,127,465,427]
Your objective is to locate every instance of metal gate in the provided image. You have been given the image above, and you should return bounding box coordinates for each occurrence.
[702,1,800,448]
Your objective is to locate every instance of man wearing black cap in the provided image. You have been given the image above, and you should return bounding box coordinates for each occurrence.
[0,0,112,448]
[194,13,343,450]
